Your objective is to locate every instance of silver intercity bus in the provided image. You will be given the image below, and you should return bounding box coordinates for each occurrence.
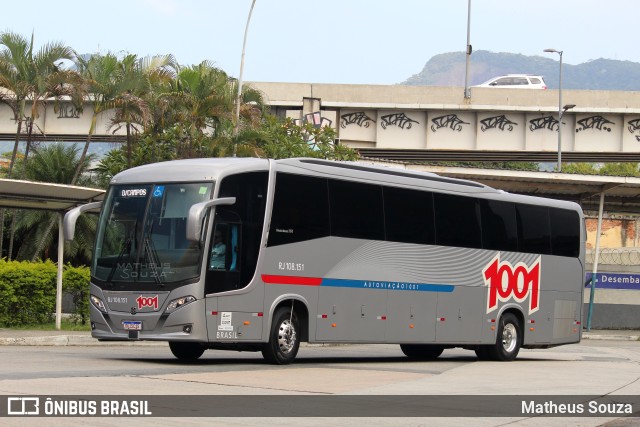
[65,158,585,364]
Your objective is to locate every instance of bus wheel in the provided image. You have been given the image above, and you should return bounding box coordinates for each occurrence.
[400,344,444,360]
[486,313,521,361]
[169,341,206,361]
[262,307,300,365]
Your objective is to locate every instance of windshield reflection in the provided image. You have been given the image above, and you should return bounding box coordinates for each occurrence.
[93,183,213,287]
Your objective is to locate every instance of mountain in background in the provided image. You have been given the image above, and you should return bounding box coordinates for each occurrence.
[402,50,640,91]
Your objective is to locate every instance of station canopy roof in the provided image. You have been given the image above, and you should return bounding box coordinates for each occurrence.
[0,178,105,211]
[367,162,640,214]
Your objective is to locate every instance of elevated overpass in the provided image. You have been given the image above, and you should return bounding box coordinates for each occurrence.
[2,82,640,163]
[249,82,640,163]
[2,81,640,212]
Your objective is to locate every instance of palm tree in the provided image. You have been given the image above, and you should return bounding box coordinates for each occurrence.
[171,61,233,157]
[230,81,267,156]
[169,61,267,158]
[106,54,147,169]
[0,31,83,258]
[0,31,83,176]
[107,54,177,168]
[72,53,120,185]
[13,143,96,262]
[73,52,177,180]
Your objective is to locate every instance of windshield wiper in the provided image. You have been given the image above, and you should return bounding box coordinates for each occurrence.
[143,236,163,286]
[136,219,163,286]
[106,237,132,287]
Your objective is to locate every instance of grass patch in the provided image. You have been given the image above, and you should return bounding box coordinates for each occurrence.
[1,318,91,331]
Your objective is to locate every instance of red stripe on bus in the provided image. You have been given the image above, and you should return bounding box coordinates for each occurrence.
[261,275,322,286]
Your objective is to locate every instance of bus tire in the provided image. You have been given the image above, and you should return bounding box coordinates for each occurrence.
[400,344,444,360]
[262,307,300,365]
[169,341,206,361]
[486,313,521,361]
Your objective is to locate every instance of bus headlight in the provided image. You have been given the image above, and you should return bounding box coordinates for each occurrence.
[90,295,107,313]
[165,296,196,313]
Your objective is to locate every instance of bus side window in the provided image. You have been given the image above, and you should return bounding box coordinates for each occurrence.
[206,220,243,294]
[549,208,579,257]
[209,223,241,271]
[434,193,482,249]
[209,224,228,270]
[516,204,551,255]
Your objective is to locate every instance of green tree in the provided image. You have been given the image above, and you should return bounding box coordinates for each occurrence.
[92,148,128,188]
[12,143,96,263]
[0,31,81,177]
[0,31,83,258]
[92,130,181,188]
[72,52,121,185]
[252,116,358,161]
[170,61,235,157]
[108,54,177,168]
[108,61,269,162]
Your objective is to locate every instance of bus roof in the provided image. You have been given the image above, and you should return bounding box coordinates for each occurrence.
[110,157,270,184]
[290,158,489,188]
[108,157,580,212]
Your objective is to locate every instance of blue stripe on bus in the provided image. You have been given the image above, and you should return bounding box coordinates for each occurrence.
[320,278,454,293]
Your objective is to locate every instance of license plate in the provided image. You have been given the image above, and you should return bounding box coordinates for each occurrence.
[123,321,142,331]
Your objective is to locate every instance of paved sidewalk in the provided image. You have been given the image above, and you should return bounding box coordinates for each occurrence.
[0,328,637,346]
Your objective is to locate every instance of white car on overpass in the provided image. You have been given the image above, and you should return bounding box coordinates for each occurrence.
[475,74,547,89]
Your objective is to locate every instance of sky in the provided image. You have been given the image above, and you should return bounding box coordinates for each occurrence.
[3,0,639,85]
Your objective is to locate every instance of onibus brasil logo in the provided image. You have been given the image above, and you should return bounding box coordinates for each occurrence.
[483,254,541,315]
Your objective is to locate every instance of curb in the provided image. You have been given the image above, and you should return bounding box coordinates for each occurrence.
[0,336,163,346]
[582,333,639,342]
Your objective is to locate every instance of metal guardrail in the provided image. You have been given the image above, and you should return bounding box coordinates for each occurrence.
[357,149,640,163]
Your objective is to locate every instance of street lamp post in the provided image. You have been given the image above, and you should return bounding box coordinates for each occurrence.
[463,0,472,99]
[544,48,574,172]
[233,0,257,157]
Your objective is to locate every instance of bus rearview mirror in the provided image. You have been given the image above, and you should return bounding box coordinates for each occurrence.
[63,201,103,241]
[186,197,236,242]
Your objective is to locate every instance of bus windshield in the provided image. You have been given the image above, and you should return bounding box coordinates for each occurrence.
[93,182,213,287]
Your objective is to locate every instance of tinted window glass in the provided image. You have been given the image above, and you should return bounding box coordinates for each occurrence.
[268,173,330,247]
[384,186,435,245]
[207,172,268,293]
[550,208,580,257]
[516,204,551,255]
[434,193,481,249]
[329,180,384,240]
[481,199,518,251]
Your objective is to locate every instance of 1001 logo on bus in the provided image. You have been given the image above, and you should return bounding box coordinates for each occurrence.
[136,295,158,310]
[483,254,541,315]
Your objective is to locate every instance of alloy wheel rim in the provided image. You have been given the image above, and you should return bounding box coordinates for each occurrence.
[277,319,296,354]
[502,323,517,353]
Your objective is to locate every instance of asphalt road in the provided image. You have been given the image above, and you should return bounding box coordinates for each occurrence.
[0,340,639,426]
